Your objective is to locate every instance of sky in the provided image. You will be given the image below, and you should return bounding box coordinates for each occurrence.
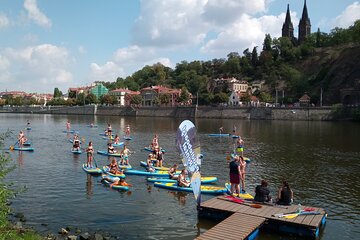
[0,0,359,93]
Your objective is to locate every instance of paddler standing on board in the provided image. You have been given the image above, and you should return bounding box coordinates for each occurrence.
[239,156,247,193]
[120,145,131,165]
[125,124,131,137]
[66,120,71,131]
[236,136,244,157]
[86,141,94,167]
[219,126,224,134]
[151,134,159,149]
[106,123,112,136]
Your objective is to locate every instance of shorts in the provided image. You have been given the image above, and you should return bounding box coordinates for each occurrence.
[123,156,129,160]
[230,173,240,184]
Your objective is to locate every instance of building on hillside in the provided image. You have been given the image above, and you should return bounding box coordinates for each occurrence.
[214,78,249,93]
[0,91,27,98]
[25,93,53,103]
[299,93,311,107]
[250,81,265,94]
[282,0,311,44]
[109,88,140,106]
[229,91,244,106]
[68,85,94,98]
[140,85,181,106]
[90,83,108,99]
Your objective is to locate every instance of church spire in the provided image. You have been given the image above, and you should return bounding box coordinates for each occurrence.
[282,4,294,39]
[298,0,311,44]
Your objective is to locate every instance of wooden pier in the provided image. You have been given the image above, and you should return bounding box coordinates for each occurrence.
[197,196,327,239]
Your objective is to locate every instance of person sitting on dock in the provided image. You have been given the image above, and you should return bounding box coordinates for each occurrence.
[108,143,116,154]
[254,180,272,203]
[276,181,293,205]
[236,137,244,157]
[109,159,123,175]
[229,155,241,196]
[239,156,247,193]
[168,164,178,180]
[120,145,131,165]
[86,141,94,168]
[177,170,191,187]
[146,154,155,172]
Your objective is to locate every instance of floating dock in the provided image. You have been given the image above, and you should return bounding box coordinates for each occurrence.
[197,196,327,239]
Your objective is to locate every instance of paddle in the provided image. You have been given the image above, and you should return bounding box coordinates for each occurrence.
[224,196,262,208]
[92,155,98,168]
[9,140,19,150]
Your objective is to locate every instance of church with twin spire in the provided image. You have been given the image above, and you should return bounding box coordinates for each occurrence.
[282,0,311,44]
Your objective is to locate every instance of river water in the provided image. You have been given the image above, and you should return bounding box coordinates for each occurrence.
[1,113,359,239]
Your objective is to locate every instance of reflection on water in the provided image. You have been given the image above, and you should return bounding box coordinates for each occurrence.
[0,114,359,240]
[86,174,93,199]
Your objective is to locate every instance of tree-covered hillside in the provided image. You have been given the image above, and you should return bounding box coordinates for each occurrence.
[101,20,360,106]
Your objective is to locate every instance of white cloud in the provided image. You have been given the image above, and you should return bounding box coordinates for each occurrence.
[333,2,360,28]
[24,0,52,28]
[89,61,125,82]
[0,13,10,28]
[201,12,297,57]
[132,0,208,47]
[202,0,268,26]
[1,44,73,92]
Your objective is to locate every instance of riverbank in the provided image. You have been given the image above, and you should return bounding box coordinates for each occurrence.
[2,105,357,121]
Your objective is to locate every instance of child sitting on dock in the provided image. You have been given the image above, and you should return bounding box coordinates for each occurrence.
[254,180,272,203]
[276,181,293,205]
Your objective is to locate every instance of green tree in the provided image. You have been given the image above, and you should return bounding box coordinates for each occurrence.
[129,94,142,105]
[259,92,273,103]
[76,93,85,106]
[212,92,229,104]
[53,87,63,98]
[178,87,191,104]
[158,93,171,105]
[100,94,115,105]
[251,46,258,67]
[263,34,272,51]
[85,93,98,104]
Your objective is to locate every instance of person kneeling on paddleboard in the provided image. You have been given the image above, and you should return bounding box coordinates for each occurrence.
[146,154,155,172]
[177,170,190,187]
[168,164,178,180]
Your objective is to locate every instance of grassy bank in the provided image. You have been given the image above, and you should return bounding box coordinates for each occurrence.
[0,132,41,240]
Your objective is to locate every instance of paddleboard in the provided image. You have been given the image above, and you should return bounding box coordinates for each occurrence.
[124,169,179,177]
[102,136,114,140]
[82,164,102,175]
[23,141,31,146]
[225,183,254,200]
[87,125,98,128]
[13,147,34,151]
[113,142,124,147]
[123,136,132,140]
[147,176,218,184]
[140,161,170,171]
[154,182,227,195]
[102,166,126,178]
[208,133,231,137]
[101,174,129,191]
[97,150,122,157]
[26,127,32,130]
[63,130,77,133]
[71,149,82,154]
[144,147,166,152]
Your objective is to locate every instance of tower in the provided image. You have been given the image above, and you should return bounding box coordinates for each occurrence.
[298,0,311,44]
[282,4,294,39]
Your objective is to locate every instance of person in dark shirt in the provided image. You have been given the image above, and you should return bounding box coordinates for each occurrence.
[229,155,241,195]
[276,181,294,205]
[254,180,271,203]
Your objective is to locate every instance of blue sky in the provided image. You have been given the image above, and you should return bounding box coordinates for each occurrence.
[0,0,359,93]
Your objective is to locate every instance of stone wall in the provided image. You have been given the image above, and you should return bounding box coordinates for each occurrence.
[0,105,335,121]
